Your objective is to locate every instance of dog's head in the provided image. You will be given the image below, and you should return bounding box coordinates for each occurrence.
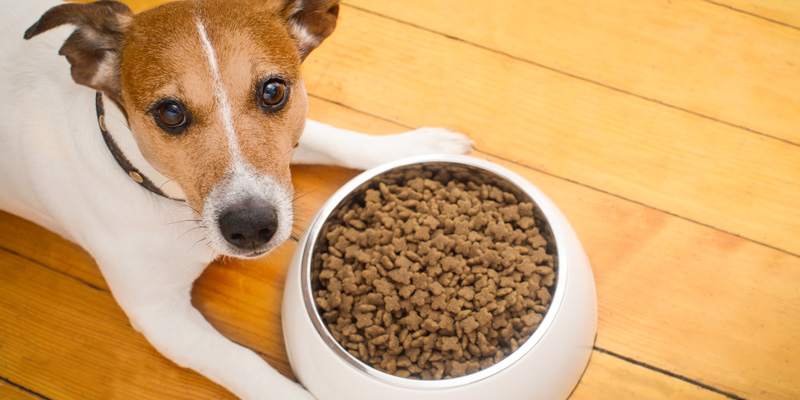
[25,0,339,258]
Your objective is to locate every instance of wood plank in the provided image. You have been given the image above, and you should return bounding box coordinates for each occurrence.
[0,210,106,291]
[0,250,237,400]
[0,380,45,400]
[300,6,800,256]
[126,0,169,13]
[570,351,729,400]
[345,0,800,146]
[709,0,800,29]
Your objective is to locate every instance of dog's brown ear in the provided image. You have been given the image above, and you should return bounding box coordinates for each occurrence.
[24,1,133,105]
[283,0,340,61]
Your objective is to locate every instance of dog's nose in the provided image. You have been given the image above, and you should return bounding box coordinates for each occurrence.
[218,200,278,250]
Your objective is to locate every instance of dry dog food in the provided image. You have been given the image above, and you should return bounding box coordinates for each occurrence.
[312,166,556,380]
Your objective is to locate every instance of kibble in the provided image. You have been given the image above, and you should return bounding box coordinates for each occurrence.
[312,166,556,380]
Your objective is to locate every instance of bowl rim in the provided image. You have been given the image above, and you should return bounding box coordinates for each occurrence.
[298,154,570,389]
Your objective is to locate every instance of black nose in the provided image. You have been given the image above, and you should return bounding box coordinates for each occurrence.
[218,200,278,250]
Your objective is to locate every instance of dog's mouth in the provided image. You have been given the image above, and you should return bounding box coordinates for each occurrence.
[243,249,269,258]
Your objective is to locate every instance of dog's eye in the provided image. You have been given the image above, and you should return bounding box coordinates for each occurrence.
[158,102,186,127]
[259,78,288,110]
[152,100,190,134]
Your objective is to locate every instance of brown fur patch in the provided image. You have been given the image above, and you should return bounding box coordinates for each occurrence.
[119,0,306,211]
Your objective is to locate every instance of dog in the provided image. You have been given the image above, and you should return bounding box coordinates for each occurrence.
[0,0,472,398]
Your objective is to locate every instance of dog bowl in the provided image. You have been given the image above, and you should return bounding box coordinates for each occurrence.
[283,155,597,400]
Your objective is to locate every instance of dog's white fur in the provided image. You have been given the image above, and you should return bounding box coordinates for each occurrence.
[0,0,472,398]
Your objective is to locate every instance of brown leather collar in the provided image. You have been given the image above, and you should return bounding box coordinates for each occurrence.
[96,91,181,201]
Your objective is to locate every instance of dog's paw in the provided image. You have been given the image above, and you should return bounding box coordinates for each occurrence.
[347,127,474,170]
[394,127,475,156]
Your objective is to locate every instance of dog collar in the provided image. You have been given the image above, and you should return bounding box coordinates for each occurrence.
[96,92,187,201]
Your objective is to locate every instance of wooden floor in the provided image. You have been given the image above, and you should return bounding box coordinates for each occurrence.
[2,0,799,399]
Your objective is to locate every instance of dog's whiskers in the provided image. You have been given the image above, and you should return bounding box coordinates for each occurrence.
[176,202,202,215]
[290,217,309,242]
[291,224,308,235]
[177,225,206,241]
[291,189,317,204]
[166,218,202,226]
[281,185,295,202]
[188,236,210,254]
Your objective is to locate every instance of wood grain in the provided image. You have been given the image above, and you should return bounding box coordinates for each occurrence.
[0,249,237,400]
[0,381,44,400]
[569,351,729,400]
[345,0,800,146]
[709,0,800,28]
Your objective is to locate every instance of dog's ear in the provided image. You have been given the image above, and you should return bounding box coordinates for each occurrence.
[283,0,340,61]
[24,1,133,105]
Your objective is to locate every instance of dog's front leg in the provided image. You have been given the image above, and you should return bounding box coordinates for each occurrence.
[292,120,474,169]
[129,299,308,399]
[95,255,313,400]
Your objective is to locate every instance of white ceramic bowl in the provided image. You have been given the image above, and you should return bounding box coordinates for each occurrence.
[283,155,597,400]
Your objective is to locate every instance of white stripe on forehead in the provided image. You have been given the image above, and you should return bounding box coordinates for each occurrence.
[195,15,244,167]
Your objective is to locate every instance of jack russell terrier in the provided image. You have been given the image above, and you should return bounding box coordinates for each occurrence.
[0,0,472,398]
